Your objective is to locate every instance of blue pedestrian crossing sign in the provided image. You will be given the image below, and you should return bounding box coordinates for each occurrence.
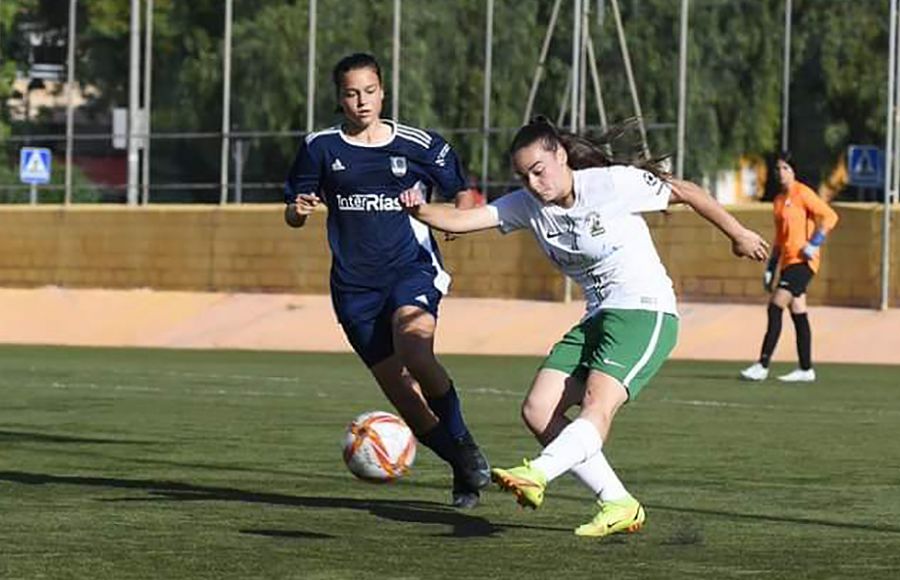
[847,145,884,188]
[19,147,52,185]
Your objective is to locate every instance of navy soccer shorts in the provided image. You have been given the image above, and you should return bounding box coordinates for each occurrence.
[332,269,444,368]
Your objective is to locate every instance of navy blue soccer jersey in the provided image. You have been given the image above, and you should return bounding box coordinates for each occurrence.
[284,121,467,292]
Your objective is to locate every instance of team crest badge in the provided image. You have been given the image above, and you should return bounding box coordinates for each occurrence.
[390,156,408,177]
[586,212,606,236]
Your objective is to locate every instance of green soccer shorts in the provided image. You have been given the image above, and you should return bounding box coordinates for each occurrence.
[541,308,679,400]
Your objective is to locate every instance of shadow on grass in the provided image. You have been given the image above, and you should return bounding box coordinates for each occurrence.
[0,470,568,539]
[0,430,154,445]
[240,529,336,540]
[646,503,900,535]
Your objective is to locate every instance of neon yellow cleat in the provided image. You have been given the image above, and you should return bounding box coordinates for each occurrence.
[490,460,547,509]
[574,495,646,538]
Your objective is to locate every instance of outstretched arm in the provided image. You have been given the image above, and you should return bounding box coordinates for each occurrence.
[399,185,499,234]
[668,178,769,262]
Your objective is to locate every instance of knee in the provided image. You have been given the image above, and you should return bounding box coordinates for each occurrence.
[520,396,553,437]
[394,332,436,373]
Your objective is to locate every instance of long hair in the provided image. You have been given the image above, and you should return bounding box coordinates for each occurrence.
[763,150,794,200]
[509,116,670,179]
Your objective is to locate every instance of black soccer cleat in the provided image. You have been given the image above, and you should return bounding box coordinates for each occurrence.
[451,483,481,509]
[453,433,491,491]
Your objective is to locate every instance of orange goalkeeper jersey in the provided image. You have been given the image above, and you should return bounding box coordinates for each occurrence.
[773,181,839,274]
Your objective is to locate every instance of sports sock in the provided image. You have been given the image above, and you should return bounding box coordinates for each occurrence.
[417,422,459,467]
[759,303,783,367]
[425,382,470,441]
[791,311,812,370]
[531,418,602,482]
[570,450,629,501]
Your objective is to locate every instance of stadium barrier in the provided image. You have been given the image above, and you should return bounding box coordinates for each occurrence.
[0,203,896,307]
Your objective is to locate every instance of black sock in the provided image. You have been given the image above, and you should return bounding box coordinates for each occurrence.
[791,311,812,370]
[425,382,470,441]
[759,303,783,368]
[417,422,460,468]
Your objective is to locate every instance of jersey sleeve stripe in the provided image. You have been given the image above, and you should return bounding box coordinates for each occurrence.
[396,123,433,144]
[396,130,431,149]
[304,126,341,145]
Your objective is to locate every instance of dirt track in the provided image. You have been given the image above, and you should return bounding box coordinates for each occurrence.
[1,287,898,366]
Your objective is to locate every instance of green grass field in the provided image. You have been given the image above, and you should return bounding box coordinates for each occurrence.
[1,345,899,579]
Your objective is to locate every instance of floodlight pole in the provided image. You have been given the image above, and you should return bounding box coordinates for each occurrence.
[781,0,792,152]
[141,0,153,204]
[571,0,581,138]
[306,0,317,132]
[64,0,77,205]
[219,0,232,205]
[481,0,494,197]
[392,0,401,121]
[563,0,583,304]
[676,0,689,179]
[127,0,140,205]
[883,0,898,311]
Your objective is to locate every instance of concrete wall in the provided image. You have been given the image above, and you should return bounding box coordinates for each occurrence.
[0,203,897,307]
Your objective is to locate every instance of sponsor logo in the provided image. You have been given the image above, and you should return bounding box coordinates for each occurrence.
[435,143,451,167]
[336,193,403,212]
[390,156,408,177]
[331,158,346,172]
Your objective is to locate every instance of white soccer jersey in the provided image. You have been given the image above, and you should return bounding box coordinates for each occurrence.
[489,166,678,319]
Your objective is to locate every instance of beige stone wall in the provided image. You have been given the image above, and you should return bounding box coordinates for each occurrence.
[0,203,897,307]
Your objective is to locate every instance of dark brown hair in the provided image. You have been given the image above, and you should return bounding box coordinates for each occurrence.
[332,53,383,97]
[509,116,670,178]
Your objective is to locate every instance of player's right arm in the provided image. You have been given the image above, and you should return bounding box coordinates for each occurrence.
[399,185,499,233]
[283,136,323,229]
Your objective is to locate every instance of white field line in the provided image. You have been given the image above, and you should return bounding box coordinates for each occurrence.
[11,375,900,418]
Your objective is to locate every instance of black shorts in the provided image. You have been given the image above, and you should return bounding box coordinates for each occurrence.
[777,263,814,297]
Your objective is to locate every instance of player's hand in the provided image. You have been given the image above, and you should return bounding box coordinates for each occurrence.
[801,243,819,260]
[731,228,769,262]
[398,182,426,213]
[292,193,319,216]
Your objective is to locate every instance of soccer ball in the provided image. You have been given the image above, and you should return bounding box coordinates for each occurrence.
[342,411,416,482]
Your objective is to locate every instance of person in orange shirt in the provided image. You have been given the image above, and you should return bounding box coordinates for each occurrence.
[741,152,839,382]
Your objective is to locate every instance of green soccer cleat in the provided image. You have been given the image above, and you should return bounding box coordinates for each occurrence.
[574,495,646,538]
[490,460,547,509]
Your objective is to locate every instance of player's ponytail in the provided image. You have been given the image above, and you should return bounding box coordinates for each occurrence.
[509,116,670,179]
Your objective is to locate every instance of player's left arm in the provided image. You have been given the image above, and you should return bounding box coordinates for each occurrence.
[668,178,769,262]
[399,185,499,233]
[799,187,839,259]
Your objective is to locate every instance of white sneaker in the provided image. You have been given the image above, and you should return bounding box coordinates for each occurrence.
[777,368,816,383]
[740,362,769,381]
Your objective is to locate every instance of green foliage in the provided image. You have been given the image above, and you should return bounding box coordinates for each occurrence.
[2,0,896,197]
